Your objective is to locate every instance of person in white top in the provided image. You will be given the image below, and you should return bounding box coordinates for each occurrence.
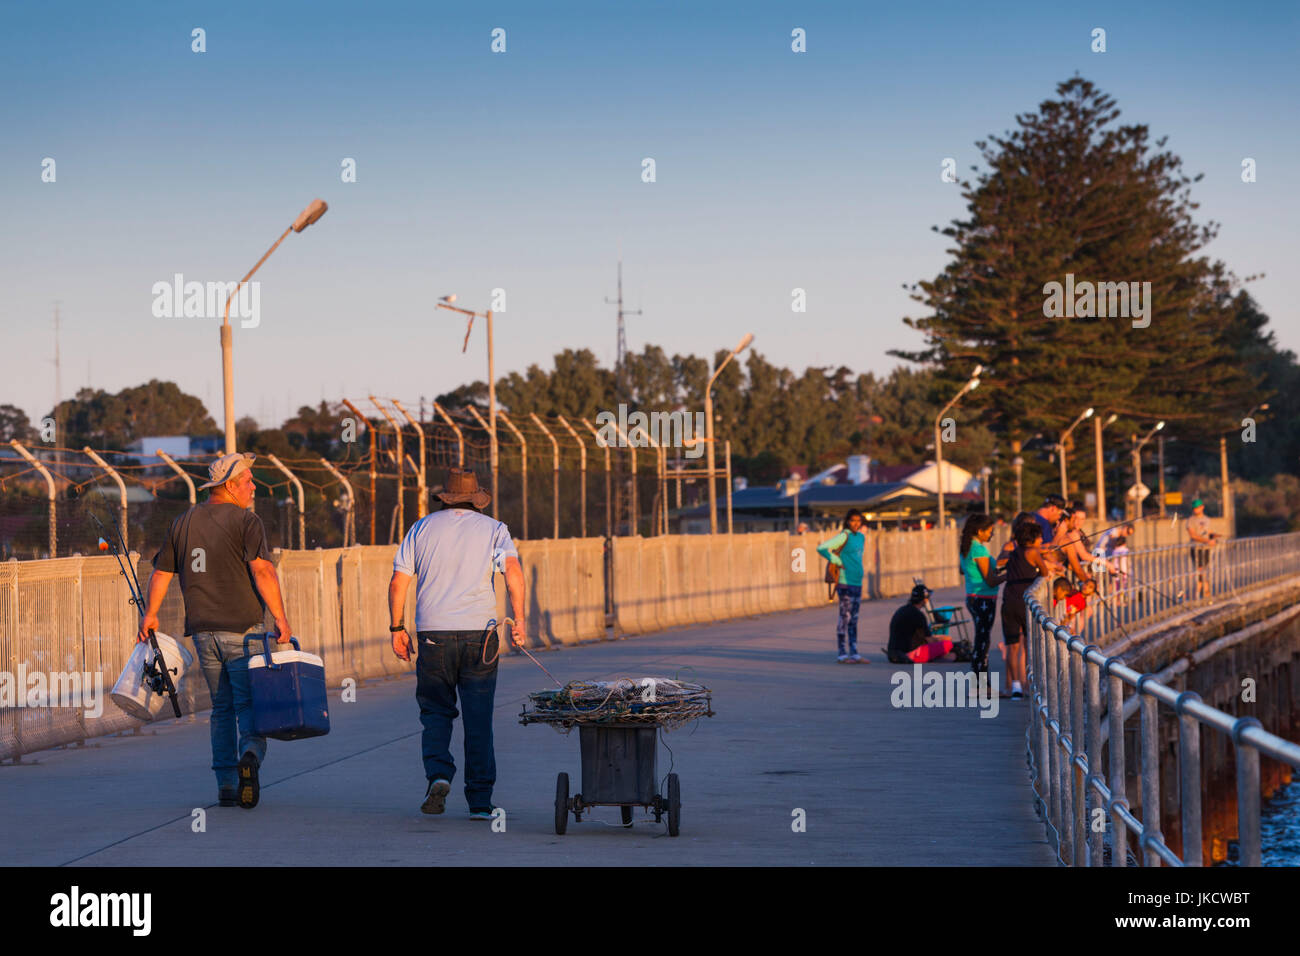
[387,468,527,819]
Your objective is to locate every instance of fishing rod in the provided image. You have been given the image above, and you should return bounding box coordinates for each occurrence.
[89,508,183,718]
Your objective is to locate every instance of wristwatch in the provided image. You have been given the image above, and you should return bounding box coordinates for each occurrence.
[389,624,406,632]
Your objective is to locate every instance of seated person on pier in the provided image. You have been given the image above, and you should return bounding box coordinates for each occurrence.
[886,585,958,664]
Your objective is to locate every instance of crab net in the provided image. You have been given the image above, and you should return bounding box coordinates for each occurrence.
[520,678,714,732]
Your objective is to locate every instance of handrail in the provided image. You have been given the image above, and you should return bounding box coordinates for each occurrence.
[1024,536,1300,867]
[1061,531,1300,648]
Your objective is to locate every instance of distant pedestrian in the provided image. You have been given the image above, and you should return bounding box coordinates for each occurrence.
[818,509,867,663]
[387,468,527,819]
[959,513,1002,675]
[137,452,293,810]
[1186,498,1218,600]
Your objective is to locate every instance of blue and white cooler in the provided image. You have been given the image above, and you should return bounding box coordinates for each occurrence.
[248,635,330,740]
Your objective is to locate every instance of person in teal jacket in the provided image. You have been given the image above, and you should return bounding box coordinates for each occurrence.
[818,509,867,662]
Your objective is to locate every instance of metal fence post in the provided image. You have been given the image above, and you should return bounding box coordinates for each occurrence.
[392,399,427,520]
[370,397,404,540]
[1176,690,1204,866]
[530,413,560,539]
[340,398,376,544]
[319,457,355,547]
[82,447,128,549]
[156,449,196,504]
[1138,678,1161,866]
[497,411,528,540]
[10,441,57,558]
[556,415,586,538]
[432,402,464,468]
[266,454,306,549]
[580,417,611,541]
[1108,668,1128,866]
[1233,717,1264,867]
[1085,649,1103,866]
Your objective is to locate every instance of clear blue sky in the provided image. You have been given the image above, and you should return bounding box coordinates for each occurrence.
[2,0,1296,430]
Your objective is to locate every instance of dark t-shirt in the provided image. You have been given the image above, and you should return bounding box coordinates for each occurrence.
[153,501,272,635]
[888,603,931,658]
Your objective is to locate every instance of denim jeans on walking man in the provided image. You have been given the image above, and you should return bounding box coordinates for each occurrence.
[192,630,267,791]
[415,629,499,808]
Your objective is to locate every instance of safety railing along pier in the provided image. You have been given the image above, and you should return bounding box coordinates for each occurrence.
[1025,531,1300,866]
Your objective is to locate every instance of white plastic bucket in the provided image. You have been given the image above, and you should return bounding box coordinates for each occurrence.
[110,632,194,720]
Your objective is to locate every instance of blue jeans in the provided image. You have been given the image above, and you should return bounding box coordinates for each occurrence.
[835,585,862,655]
[415,629,499,808]
[192,630,267,791]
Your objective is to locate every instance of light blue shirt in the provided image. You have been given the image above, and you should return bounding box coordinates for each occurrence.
[394,509,518,631]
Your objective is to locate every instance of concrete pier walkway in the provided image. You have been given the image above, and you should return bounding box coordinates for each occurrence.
[0,585,1054,866]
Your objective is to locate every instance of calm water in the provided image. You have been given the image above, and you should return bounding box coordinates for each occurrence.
[1259,780,1300,867]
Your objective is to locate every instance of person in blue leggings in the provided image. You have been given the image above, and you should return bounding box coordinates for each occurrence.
[818,509,867,663]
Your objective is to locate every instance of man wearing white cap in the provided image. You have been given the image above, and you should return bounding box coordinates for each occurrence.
[138,451,293,809]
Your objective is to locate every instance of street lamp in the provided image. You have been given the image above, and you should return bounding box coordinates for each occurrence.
[979,465,992,514]
[1130,421,1164,518]
[1012,455,1024,514]
[1093,412,1118,521]
[221,199,328,454]
[1221,402,1269,535]
[705,333,753,534]
[1057,406,1094,500]
[436,295,498,518]
[934,364,982,530]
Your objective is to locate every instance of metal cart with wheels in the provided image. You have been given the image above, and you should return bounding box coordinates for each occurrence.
[553,723,681,836]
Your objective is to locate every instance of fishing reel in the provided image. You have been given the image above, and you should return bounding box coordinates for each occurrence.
[141,650,178,697]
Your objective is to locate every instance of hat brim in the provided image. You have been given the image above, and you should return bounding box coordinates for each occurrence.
[198,453,255,490]
[435,489,491,509]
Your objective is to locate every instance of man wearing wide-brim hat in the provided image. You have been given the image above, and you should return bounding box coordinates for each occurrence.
[138,451,294,810]
[387,467,526,819]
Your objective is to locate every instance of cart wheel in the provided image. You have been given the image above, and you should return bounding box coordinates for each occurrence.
[555,773,569,835]
[621,805,634,828]
[667,774,681,837]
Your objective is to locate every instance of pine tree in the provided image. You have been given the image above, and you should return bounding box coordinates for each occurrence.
[894,77,1261,468]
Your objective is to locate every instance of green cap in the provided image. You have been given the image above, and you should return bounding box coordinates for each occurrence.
[1191,498,1204,508]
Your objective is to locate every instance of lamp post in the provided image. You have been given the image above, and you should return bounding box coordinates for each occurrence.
[979,465,992,514]
[934,365,982,530]
[1130,421,1164,519]
[221,199,327,454]
[1222,403,1268,537]
[705,333,753,534]
[1012,455,1023,514]
[1093,412,1118,522]
[437,295,498,518]
[1057,406,1094,500]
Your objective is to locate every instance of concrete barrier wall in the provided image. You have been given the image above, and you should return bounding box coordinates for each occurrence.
[612,528,962,635]
[0,519,1225,760]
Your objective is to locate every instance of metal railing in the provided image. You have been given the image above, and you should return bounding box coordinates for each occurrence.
[1024,533,1300,866]
[1057,531,1300,647]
